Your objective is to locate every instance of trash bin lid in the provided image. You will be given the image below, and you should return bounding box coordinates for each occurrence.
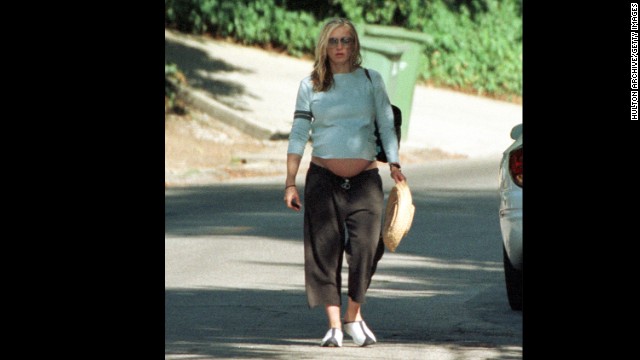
[359,36,410,57]
[364,24,433,45]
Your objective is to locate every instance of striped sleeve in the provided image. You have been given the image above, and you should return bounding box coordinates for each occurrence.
[287,79,313,155]
[294,110,313,121]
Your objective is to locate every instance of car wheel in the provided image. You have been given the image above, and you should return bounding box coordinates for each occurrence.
[503,244,523,311]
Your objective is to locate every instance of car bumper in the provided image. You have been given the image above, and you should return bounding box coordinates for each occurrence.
[499,207,522,270]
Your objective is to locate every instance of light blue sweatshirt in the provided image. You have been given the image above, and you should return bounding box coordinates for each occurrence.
[287,67,399,164]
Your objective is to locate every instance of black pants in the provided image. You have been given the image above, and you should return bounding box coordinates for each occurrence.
[303,162,385,308]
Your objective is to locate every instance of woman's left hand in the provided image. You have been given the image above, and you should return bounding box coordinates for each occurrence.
[390,167,406,183]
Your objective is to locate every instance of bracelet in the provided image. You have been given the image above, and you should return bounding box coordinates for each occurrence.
[285,184,296,190]
[389,163,401,170]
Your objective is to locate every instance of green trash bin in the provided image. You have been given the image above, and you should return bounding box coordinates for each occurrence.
[358,24,432,141]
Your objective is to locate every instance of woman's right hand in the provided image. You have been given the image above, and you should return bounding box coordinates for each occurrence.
[284,186,302,211]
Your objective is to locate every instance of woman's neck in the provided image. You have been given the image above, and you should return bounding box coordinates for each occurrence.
[331,63,353,74]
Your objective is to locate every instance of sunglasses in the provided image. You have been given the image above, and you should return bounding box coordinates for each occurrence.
[328,37,354,47]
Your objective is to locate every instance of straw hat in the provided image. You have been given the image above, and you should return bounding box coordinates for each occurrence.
[382,181,415,252]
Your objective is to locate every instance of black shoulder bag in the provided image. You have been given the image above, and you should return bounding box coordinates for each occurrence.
[364,68,402,163]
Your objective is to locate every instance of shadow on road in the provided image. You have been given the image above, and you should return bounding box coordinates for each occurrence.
[165,183,522,359]
[165,38,254,111]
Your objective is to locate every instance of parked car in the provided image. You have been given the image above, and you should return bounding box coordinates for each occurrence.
[498,123,523,311]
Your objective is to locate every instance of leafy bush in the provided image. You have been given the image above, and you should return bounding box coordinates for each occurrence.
[165,0,522,101]
[339,0,522,100]
[165,62,187,113]
[419,0,522,99]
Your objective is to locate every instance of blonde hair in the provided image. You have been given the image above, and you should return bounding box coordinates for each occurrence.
[311,18,362,92]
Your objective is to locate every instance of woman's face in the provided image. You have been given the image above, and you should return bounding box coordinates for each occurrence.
[326,25,354,70]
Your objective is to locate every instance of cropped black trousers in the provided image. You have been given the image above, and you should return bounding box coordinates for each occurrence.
[303,162,385,309]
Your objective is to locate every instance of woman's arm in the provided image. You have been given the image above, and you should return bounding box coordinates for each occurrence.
[284,153,303,211]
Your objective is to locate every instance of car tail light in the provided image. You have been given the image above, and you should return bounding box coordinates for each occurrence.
[508,147,523,187]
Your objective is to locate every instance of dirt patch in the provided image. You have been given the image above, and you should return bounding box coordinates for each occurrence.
[165,104,466,187]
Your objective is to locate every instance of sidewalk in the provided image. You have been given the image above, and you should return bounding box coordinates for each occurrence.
[165,29,522,160]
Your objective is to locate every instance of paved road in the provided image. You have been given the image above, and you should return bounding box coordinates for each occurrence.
[165,159,522,359]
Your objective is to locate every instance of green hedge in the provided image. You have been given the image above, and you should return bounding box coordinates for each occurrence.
[165,0,522,101]
[165,0,319,56]
[165,62,187,113]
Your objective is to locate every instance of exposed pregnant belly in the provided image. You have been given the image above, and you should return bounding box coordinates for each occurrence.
[312,156,378,178]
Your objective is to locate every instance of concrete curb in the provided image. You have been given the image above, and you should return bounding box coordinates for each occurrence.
[172,79,281,140]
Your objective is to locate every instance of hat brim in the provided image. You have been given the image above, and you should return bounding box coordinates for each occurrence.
[382,181,415,252]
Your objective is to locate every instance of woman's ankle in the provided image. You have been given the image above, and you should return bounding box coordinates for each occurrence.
[342,314,362,324]
[344,297,363,323]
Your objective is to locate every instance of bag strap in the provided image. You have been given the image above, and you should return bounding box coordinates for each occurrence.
[364,68,372,83]
[364,68,381,136]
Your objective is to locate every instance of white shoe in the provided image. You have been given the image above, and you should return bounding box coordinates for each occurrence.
[343,321,377,346]
[320,328,343,347]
